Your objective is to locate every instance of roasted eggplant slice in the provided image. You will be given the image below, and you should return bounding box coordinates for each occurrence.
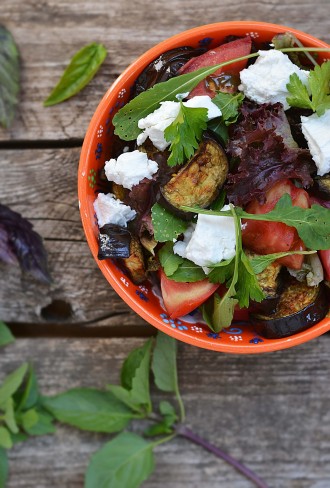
[98,224,131,260]
[160,138,228,219]
[121,236,147,285]
[247,252,283,314]
[251,280,329,339]
[313,175,330,200]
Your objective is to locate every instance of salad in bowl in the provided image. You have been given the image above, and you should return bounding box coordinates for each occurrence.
[79,21,330,353]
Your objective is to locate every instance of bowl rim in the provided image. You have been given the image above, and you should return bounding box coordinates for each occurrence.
[78,21,330,354]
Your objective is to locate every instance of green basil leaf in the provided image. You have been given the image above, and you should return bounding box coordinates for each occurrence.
[0,363,28,407]
[145,400,178,436]
[144,420,173,437]
[42,388,134,433]
[0,427,12,450]
[3,398,18,434]
[0,448,8,488]
[22,409,55,436]
[85,432,155,488]
[126,339,152,412]
[106,385,142,413]
[44,42,107,106]
[151,203,188,243]
[15,364,39,412]
[0,322,14,348]
[20,409,39,432]
[120,340,151,391]
[159,400,176,418]
[10,432,28,445]
[152,332,178,393]
[0,25,20,129]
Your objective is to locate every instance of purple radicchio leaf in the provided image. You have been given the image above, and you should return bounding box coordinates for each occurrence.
[0,204,51,284]
[225,101,314,206]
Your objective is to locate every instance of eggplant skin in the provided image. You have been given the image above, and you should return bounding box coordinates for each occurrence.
[98,224,131,260]
[251,281,329,339]
[313,175,330,200]
[120,236,147,285]
[160,138,228,218]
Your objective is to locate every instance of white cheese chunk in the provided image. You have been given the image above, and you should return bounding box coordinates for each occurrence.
[173,205,236,267]
[93,193,136,228]
[104,150,158,189]
[239,50,309,110]
[301,110,330,176]
[137,96,221,151]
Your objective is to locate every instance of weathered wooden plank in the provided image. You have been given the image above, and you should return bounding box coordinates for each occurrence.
[1,0,329,141]
[1,336,330,487]
[0,148,146,327]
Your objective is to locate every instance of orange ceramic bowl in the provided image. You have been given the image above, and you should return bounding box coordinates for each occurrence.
[78,21,330,354]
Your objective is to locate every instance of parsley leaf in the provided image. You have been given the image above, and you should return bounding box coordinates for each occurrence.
[164,102,208,166]
[151,203,188,242]
[286,61,330,116]
[212,92,244,125]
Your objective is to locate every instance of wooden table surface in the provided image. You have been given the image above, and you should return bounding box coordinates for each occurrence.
[1,1,329,487]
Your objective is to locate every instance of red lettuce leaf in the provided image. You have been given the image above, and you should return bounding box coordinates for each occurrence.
[226,102,314,206]
[0,204,51,283]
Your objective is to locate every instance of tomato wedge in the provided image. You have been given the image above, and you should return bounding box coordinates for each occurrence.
[242,180,310,270]
[160,269,219,319]
[178,37,252,98]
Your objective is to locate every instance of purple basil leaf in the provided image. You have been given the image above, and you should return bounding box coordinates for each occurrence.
[0,204,51,283]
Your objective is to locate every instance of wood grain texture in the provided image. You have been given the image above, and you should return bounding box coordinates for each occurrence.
[0,148,146,327]
[1,336,330,487]
[1,0,329,141]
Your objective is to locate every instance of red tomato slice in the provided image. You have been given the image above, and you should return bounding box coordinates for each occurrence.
[160,269,219,319]
[178,37,252,99]
[319,250,330,281]
[242,180,310,270]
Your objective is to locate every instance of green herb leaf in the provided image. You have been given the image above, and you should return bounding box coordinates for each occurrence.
[236,251,264,308]
[212,91,244,125]
[210,188,227,211]
[20,409,39,432]
[0,448,8,488]
[144,401,178,438]
[0,25,20,129]
[286,61,330,115]
[0,363,28,407]
[151,203,188,242]
[22,409,55,436]
[158,242,206,282]
[85,432,155,488]
[207,117,229,145]
[152,332,185,421]
[0,322,14,348]
[2,399,18,434]
[0,427,12,450]
[44,42,107,106]
[250,250,316,274]
[202,293,238,332]
[15,365,39,412]
[164,102,208,166]
[42,388,134,433]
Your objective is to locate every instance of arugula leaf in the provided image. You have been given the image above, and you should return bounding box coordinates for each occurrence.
[164,102,208,166]
[0,363,28,407]
[44,42,107,106]
[151,203,188,242]
[42,388,134,433]
[0,427,12,449]
[152,332,185,421]
[286,61,330,116]
[0,25,20,129]
[0,448,8,488]
[250,250,316,274]
[212,92,244,125]
[0,322,14,348]
[85,432,155,488]
[183,194,330,250]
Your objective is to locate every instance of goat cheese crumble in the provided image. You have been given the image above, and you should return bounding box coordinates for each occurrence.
[137,95,222,150]
[173,205,236,267]
[105,150,158,189]
[239,50,309,110]
[301,110,330,176]
[93,193,136,228]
